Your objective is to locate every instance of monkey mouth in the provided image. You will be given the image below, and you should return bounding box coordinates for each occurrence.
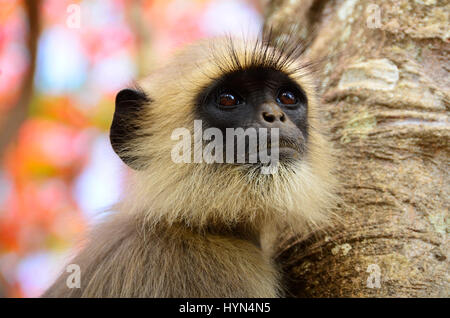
[244,138,304,163]
[276,138,304,153]
[265,138,304,155]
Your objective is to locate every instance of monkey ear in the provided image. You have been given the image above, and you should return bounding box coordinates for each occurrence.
[110,88,150,170]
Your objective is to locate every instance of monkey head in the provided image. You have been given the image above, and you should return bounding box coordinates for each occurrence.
[110,35,336,233]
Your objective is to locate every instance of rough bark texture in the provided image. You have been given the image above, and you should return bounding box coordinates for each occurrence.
[266,0,449,297]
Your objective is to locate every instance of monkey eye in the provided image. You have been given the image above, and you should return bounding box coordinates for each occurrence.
[277,89,298,105]
[217,90,241,107]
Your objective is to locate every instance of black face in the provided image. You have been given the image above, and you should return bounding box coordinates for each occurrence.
[111,68,309,169]
[196,67,308,162]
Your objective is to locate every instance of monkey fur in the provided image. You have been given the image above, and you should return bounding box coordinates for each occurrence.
[43,33,336,298]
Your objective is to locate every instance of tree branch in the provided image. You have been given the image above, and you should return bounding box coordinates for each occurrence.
[0,0,41,159]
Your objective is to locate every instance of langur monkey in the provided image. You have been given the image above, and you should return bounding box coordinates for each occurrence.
[43,33,335,297]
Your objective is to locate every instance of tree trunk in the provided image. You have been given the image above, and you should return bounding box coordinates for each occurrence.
[266,0,449,297]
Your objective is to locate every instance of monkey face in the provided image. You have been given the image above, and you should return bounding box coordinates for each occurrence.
[196,66,308,164]
[110,37,323,174]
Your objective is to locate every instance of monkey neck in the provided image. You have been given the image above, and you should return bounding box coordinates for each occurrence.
[147,217,262,248]
[203,222,262,248]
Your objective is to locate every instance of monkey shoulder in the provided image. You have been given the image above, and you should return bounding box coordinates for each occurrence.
[43,215,279,298]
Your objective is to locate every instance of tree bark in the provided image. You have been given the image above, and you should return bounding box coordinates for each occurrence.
[266,0,449,297]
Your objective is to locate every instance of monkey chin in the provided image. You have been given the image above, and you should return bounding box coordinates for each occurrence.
[277,146,303,161]
[238,144,305,174]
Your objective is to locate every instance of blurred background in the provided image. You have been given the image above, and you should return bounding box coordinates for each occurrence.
[0,0,263,297]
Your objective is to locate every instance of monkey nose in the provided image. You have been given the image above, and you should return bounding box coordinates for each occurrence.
[259,103,287,126]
